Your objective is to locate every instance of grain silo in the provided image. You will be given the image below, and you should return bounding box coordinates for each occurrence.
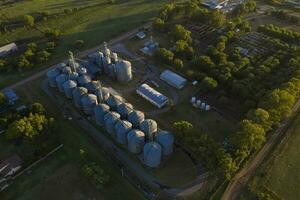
[127,130,145,154]
[140,119,158,141]
[77,75,91,87]
[115,120,132,144]
[117,103,133,119]
[95,87,110,103]
[143,142,162,168]
[94,104,110,126]
[111,52,118,63]
[104,111,120,136]
[57,62,67,72]
[86,81,101,93]
[63,80,77,99]
[115,60,132,83]
[104,42,111,57]
[69,72,79,81]
[81,94,98,115]
[128,110,145,128]
[72,87,88,108]
[78,67,87,75]
[62,66,72,74]
[47,68,60,87]
[106,95,123,111]
[55,74,68,92]
[108,64,116,78]
[155,130,174,156]
[95,52,104,67]
[103,56,111,74]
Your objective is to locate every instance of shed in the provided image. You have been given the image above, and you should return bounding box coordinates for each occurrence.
[136,84,168,109]
[0,43,18,57]
[160,70,187,89]
[3,89,18,105]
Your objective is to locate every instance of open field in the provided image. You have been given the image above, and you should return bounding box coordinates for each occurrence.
[0,77,145,200]
[0,0,169,89]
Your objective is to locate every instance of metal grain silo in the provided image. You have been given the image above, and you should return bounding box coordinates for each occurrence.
[104,111,120,136]
[77,75,91,87]
[128,110,145,128]
[57,62,67,72]
[140,119,158,141]
[106,95,123,111]
[72,87,88,108]
[155,130,174,156]
[111,52,118,63]
[47,68,60,87]
[95,87,110,103]
[86,81,101,93]
[95,52,104,67]
[94,103,110,126]
[63,80,77,99]
[115,60,132,83]
[117,103,133,119]
[115,120,132,144]
[143,142,162,168]
[108,64,116,78]
[62,66,72,74]
[103,56,111,74]
[127,130,145,154]
[55,74,68,92]
[69,72,79,81]
[78,67,87,75]
[81,94,98,115]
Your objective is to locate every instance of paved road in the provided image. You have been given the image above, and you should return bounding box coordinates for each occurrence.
[221,99,300,200]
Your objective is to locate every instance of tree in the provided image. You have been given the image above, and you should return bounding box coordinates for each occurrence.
[155,48,174,64]
[173,58,184,71]
[201,77,218,92]
[37,50,51,62]
[0,59,6,72]
[153,18,165,32]
[82,162,110,189]
[173,120,193,142]
[247,108,272,131]
[18,55,32,69]
[170,24,192,43]
[30,103,46,114]
[45,29,62,40]
[23,15,35,27]
[46,42,56,51]
[0,92,6,106]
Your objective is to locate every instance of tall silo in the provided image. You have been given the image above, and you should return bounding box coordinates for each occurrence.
[127,130,145,154]
[155,130,174,156]
[77,75,91,87]
[57,62,67,72]
[111,52,118,63]
[143,142,162,168]
[140,119,157,141]
[115,120,132,144]
[108,64,116,78]
[47,68,60,87]
[55,74,68,93]
[104,112,120,136]
[62,66,72,74]
[95,87,110,103]
[86,81,101,93]
[63,80,77,99]
[103,56,111,74]
[104,42,111,57]
[115,60,133,83]
[128,110,145,128]
[69,72,79,81]
[72,87,88,108]
[95,52,104,67]
[117,103,133,119]
[81,94,98,115]
[106,95,123,111]
[78,67,87,75]
[94,104,110,126]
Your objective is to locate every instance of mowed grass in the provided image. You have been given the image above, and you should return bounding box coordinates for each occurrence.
[1,78,145,200]
[0,0,168,89]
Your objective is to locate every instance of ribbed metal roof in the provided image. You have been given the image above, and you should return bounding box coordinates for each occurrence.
[136,84,168,108]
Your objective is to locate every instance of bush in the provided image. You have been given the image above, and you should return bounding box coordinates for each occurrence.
[173,58,184,71]
[73,40,85,49]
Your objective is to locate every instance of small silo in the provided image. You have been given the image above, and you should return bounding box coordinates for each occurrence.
[57,62,67,72]
[155,130,174,156]
[95,87,110,103]
[140,119,158,141]
[143,142,162,168]
[55,74,68,92]
[77,75,91,87]
[81,94,98,115]
[78,67,87,75]
[104,43,111,57]
[47,68,60,87]
[72,87,88,108]
[104,111,120,136]
[69,72,79,81]
[86,81,101,93]
[103,56,111,74]
[106,95,123,111]
[108,64,116,78]
[95,52,104,67]
[127,130,145,154]
[115,120,132,144]
[62,66,72,74]
[117,103,133,119]
[63,80,77,99]
[115,60,133,83]
[94,104,110,126]
[111,52,118,63]
[128,110,145,128]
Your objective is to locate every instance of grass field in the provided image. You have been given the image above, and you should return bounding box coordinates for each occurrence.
[240,112,300,200]
[0,77,145,200]
[0,0,168,89]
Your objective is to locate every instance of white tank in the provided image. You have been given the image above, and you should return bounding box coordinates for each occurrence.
[190,97,196,104]
[155,130,174,156]
[115,60,133,83]
[63,80,77,99]
[81,94,98,115]
[72,87,88,108]
[104,112,120,136]
[127,130,145,154]
[94,104,110,126]
[143,142,162,168]
[201,102,206,109]
[115,120,132,144]
[205,105,210,111]
[196,100,201,106]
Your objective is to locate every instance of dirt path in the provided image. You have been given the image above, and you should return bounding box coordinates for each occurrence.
[221,99,300,200]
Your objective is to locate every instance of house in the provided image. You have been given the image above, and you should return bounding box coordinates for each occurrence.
[160,70,187,89]
[0,154,22,179]
[136,84,168,109]
[136,31,146,40]
[3,89,19,105]
[202,0,229,9]
[0,43,18,57]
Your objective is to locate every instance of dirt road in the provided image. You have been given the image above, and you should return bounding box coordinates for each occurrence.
[221,99,300,200]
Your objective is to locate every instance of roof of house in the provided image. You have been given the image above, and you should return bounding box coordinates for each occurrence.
[3,89,18,101]
[136,84,168,108]
[0,43,18,57]
[136,31,146,39]
[160,70,187,89]
[0,154,22,177]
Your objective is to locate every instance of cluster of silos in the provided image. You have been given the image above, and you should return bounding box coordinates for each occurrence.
[190,97,211,111]
[93,43,133,83]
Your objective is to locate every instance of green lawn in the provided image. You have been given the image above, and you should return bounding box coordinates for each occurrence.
[1,78,145,200]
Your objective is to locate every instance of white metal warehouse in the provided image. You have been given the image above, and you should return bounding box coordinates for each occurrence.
[160,70,187,89]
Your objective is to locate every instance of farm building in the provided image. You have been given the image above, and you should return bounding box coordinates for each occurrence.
[140,36,159,56]
[0,43,18,57]
[3,89,19,105]
[160,70,187,89]
[202,0,229,9]
[136,84,168,109]
[136,31,146,39]
[0,154,22,178]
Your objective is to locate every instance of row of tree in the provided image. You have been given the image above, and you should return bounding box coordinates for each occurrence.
[258,24,300,43]
[232,1,257,17]
[271,10,300,25]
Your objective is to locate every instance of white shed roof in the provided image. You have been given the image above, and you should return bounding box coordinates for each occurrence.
[0,43,18,57]
[160,70,187,89]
